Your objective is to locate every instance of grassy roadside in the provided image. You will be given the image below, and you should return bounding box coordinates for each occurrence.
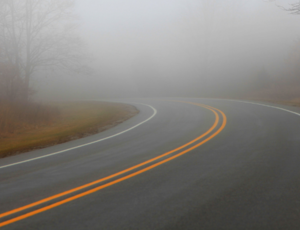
[0,101,138,158]
[242,84,300,108]
[245,97,300,108]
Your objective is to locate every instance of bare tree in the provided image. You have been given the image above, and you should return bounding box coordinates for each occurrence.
[285,39,300,83]
[288,2,300,14]
[0,62,24,100]
[266,0,300,14]
[0,0,89,100]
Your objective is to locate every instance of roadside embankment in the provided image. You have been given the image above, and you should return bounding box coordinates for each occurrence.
[247,98,300,108]
[243,84,300,108]
[0,101,138,158]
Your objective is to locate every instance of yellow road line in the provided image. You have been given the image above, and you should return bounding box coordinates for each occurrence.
[0,102,218,219]
[0,104,218,220]
[0,101,226,228]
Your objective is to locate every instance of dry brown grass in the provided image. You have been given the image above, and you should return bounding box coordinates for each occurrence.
[247,84,300,101]
[0,101,59,138]
[243,84,300,108]
[0,101,138,158]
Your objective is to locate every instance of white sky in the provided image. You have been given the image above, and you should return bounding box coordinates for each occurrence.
[75,0,185,33]
[75,0,298,33]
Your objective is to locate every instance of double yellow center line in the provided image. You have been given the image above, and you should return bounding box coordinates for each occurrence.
[0,101,227,228]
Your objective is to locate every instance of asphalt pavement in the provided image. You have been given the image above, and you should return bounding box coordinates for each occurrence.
[1,98,300,230]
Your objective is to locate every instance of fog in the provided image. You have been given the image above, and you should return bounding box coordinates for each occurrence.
[35,0,300,100]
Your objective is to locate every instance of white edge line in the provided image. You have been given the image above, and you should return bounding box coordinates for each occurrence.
[237,100,300,116]
[207,98,300,117]
[0,103,157,170]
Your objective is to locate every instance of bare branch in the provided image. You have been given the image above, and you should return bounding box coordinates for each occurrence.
[0,0,91,100]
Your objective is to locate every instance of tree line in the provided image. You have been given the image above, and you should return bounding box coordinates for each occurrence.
[0,0,89,102]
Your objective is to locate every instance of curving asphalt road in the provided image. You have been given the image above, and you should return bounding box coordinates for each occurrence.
[1,98,300,229]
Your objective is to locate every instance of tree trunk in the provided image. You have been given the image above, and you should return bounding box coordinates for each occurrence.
[24,68,30,100]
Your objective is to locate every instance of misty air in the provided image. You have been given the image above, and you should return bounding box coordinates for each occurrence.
[1,1,300,229]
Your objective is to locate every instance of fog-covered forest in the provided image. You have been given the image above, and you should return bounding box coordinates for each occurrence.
[2,0,300,101]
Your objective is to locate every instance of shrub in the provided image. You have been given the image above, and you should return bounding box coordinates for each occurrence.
[0,101,60,138]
